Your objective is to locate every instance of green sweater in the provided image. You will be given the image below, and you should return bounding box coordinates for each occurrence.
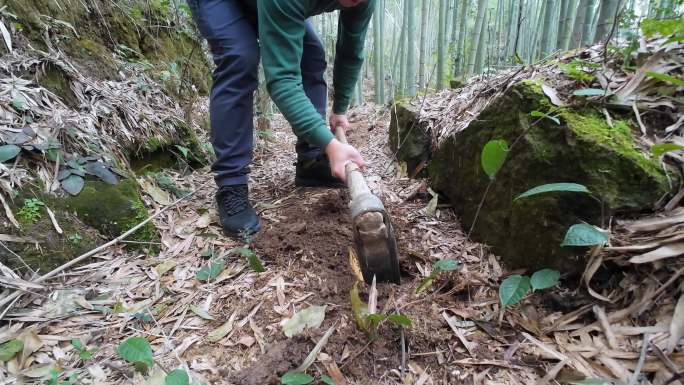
[254,0,376,148]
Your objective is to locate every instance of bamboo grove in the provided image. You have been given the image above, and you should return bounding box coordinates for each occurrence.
[312,0,683,105]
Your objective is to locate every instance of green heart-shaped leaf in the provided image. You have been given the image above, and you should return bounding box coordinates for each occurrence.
[281,372,314,385]
[530,269,560,290]
[481,139,508,179]
[499,275,531,308]
[561,224,609,247]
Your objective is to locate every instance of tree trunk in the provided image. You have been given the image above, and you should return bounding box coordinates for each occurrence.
[511,0,524,61]
[398,0,408,96]
[455,0,469,76]
[437,0,449,88]
[493,0,503,66]
[473,9,488,74]
[373,0,385,104]
[406,0,416,96]
[556,0,570,48]
[418,0,429,90]
[504,0,516,62]
[530,0,546,61]
[466,0,488,76]
[450,0,461,50]
[594,0,620,44]
[539,0,557,57]
[658,0,673,18]
[571,0,588,48]
[581,0,597,46]
[560,0,578,50]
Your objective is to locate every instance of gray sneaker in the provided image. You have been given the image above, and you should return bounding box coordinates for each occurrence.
[215,184,261,238]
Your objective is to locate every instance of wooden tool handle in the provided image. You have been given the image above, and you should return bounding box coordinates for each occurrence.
[334,126,349,145]
[334,127,371,199]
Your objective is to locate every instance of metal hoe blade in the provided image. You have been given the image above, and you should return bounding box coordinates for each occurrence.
[350,192,400,284]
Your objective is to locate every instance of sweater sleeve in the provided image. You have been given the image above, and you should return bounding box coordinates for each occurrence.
[257,0,335,148]
[332,0,376,115]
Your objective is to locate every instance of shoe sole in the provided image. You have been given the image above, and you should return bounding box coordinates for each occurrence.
[222,223,262,241]
[295,176,346,189]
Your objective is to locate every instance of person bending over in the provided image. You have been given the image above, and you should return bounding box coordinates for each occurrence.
[187,0,373,236]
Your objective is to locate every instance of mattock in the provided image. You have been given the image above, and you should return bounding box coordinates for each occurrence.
[335,126,401,284]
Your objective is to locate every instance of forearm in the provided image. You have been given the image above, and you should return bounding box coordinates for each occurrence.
[258,0,334,148]
[268,80,334,148]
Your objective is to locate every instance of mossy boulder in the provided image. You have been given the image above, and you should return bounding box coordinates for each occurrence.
[130,121,211,174]
[36,63,79,108]
[424,81,675,271]
[389,101,432,177]
[0,179,158,272]
[63,179,158,242]
[5,0,211,94]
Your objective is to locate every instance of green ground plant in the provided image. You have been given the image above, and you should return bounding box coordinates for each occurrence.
[68,233,83,244]
[416,259,459,293]
[350,281,412,338]
[499,269,561,308]
[280,372,335,385]
[71,338,96,360]
[45,369,77,385]
[17,198,44,222]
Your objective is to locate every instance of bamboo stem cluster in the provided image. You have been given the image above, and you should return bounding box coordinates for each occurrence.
[311,0,679,105]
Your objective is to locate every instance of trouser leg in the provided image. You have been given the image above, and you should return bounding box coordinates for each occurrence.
[187,0,259,187]
[296,20,328,159]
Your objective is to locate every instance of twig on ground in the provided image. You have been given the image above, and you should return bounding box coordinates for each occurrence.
[0,190,198,316]
[594,305,618,349]
[628,333,651,385]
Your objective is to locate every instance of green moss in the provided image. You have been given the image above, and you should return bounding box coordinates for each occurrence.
[2,178,159,271]
[64,179,159,244]
[561,111,665,184]
[145,137,171,152]
[426,80,674,272]
[0,212,99,272]
[36,63,78,108]
[389,101,431,177]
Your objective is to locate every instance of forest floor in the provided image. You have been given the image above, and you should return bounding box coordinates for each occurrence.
[2,102,546,385]
[3,78,683,385]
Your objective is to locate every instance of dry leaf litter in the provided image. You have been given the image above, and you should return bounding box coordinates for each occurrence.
[0,30,683,385]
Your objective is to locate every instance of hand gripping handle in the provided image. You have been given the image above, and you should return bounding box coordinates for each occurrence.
[334,127,370,202]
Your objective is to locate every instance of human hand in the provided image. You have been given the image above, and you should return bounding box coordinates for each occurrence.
[328,113,350,133]
[324,139,365,182]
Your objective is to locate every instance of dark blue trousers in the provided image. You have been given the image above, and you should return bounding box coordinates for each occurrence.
[187,0,327,187]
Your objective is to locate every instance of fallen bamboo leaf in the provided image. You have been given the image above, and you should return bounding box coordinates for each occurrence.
[207,311,237,342]
[442,312,474,357]
[667,294,684,353]
[20,363,58,378]
[0,20,11,53]
[426,188,438,216]
[18,328,43,364]
[189,305,214,320]
[296,325,335,372]
[0,234,38,243]
[319,353,347,385]
[347,247,364,282]
[45,207,63,234]
[0,193,20,228]
[625,211,684,232]
[282,305,326,338]
[542,84,567,107]
[155,260,177,276]
[665,115,684,134]
[140,178,171,205]
[628,242,684,263]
